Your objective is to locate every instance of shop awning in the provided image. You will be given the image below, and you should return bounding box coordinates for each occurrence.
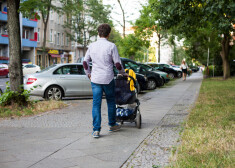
[50,54,61,58]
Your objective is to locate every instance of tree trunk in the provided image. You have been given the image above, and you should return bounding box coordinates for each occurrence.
[7,0,23,92]
[117,0,125,37]
[41,0,51,68]
[221,34,231,79]
[158,34,161,63]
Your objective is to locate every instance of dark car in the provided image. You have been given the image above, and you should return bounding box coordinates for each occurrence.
[146,63,179,79]
[139,63,170,83]
[113,66,148,93]
[121,58,163,90]
[190,66,199,72]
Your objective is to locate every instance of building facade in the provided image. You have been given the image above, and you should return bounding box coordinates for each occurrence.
[36,1,73,68]
[0,0,38,64]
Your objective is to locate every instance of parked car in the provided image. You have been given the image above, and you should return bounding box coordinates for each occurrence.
[22,64,41,76]
[146,63,179,79]
[24,63,147,100]
[121,58,163,90]
[0,64,9,78]
[24,63,93,100]
[170,65,183,78]
[190,66,199,72]
[139,63,170,83]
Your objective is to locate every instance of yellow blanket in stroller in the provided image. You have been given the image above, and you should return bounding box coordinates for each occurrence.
[125,69,136,91]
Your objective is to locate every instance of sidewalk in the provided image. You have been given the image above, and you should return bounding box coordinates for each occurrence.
[0,72,203,168]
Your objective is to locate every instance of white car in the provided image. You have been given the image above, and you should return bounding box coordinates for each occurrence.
[22,64,41,76]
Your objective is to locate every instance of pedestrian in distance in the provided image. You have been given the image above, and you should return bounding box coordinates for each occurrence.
[180,60,188,81]
[83,23,127,138]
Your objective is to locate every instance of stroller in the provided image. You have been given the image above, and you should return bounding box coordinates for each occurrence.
[115,69,142,129]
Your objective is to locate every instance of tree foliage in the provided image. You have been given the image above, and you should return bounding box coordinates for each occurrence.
[117,33,149,60]
[63,0,112,57]
[134,0,168,62]
[153,0,235,79]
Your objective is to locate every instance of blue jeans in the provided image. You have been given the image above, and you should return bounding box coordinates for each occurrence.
[91,80,116,131]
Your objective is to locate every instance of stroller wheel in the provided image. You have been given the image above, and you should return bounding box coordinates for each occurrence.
[135,109,141,129]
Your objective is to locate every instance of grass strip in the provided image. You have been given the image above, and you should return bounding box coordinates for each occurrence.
[0,100,68,118]
[169,77,235,168]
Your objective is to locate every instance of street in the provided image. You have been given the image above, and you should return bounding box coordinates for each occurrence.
[0,77,9,92]
[0,72,203,168]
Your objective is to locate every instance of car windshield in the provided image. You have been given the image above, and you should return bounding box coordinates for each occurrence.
[124,61,140,73]
[141,64,153,71]
[38,64,56,73]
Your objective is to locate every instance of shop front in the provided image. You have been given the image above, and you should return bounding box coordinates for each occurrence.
[36,49,72,68]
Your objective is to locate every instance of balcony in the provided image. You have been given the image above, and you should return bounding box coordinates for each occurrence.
[22,38,37,47]
[22,18,37,28]
[0,34,9,44]
[0,12,7,22]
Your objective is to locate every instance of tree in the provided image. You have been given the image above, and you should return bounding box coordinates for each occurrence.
[154,0,235,79]
[63,0,112,58]
[7,0,23,92]
[117,33,149,60]
[135,0,168,63]
[116,0,126,37]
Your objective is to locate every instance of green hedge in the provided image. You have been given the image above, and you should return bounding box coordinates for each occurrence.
[203,65,223,76]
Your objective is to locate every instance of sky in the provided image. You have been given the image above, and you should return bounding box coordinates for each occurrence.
[102,0,147,33]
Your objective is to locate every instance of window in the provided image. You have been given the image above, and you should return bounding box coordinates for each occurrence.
[77,65,85,75]
[61,15,64,25]
[66,35,69,46]
[53,65,84,75]
[50,29,53,42]
[57,33,60,45]
[22,28,29,39]
[37,28,40,41]
[50,10,53,20]
[61,33,64,46]
[57,13,60,24]
[124,61,140,73]
[54,31,56,44]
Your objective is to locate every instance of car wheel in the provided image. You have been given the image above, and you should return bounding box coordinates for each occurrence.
[135,108,141,129]
[147,79,157,90]
[6,73,9,78]
[136,80,141,94]
[45,86,63,100]
[177,72,182,78]
[168,73,174,79]
[161,77,165,86]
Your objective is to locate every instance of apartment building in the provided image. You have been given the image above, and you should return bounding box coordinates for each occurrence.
[36,0,73,67]
[0,0,96,66]
[0,0,37,64]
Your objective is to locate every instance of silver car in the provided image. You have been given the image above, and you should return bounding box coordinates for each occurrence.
[24,63,92,100]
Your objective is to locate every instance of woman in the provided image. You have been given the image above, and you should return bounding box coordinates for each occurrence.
[180,60,188,81]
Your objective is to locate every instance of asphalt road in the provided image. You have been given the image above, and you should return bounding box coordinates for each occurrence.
[0,77,9,92]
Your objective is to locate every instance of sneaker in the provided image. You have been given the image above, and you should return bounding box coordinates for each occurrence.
[109,123,122,132]
[92,131,100,138]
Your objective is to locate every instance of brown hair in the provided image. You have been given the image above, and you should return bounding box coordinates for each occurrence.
[98,24,111,37]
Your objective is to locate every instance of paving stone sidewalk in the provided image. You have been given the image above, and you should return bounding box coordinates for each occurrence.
[0,72,202,168]
[121,76,201,168]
